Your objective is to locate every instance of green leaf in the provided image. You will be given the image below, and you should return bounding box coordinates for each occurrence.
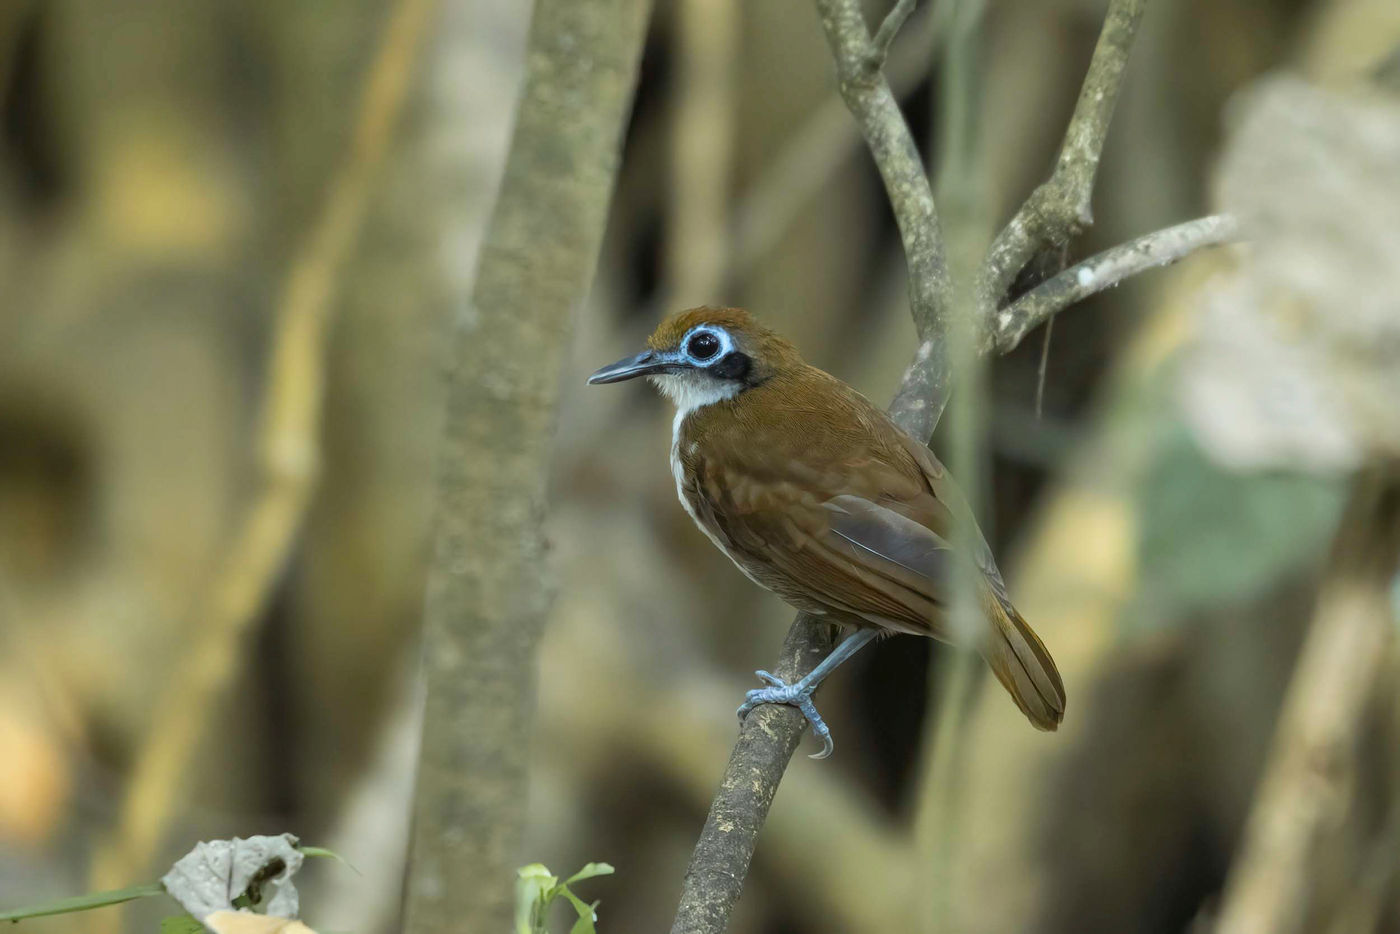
[159,914,205,934]
[558,887,598,934]
[298,845,361,875]
[1133,423,1344,630]
[517,863,557,883]
[0,882,166,923]
[515,864,559,934]
[565,862,615,886]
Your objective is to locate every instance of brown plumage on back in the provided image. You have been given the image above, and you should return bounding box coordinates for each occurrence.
[588,307,1064,755]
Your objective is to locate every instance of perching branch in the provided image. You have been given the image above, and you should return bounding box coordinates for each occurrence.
[671,5,950,927]
[978,0,1147,305]
[989,213,1240,352]
[673,5,949,932]
[670,615,840,934]
[671,2,1245,932]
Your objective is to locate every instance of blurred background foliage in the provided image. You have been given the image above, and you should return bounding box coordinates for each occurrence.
[0,0,1397,932]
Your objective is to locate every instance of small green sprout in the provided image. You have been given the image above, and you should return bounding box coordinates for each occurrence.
[514,861,615,934]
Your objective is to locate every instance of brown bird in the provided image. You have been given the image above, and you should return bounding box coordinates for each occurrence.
[588,307,1064,757]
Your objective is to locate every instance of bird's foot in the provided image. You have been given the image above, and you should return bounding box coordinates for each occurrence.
[736,670,835,759]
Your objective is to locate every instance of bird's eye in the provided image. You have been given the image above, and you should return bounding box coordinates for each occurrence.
[687,331,721,361]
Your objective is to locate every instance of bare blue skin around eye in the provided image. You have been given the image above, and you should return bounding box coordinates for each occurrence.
[681,326,734,367]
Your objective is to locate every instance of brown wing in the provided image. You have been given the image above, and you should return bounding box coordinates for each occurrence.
[889,425,1016,608]
[679,362,1066,727]
[680,365,986,639]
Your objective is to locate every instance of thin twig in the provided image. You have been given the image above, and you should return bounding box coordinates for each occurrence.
[671,5,953,927]
[913,2,990,926]
[672,2,1175,931]
[1034,317,1053,417]
[871,0,918,65]
[978,0,1148,306]
[990,213,1240,352]
[89,0,433,900]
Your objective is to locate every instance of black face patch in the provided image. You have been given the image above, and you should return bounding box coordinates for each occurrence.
[711,351,752,382]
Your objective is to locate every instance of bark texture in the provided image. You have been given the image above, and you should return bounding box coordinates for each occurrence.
[402,0,652,931]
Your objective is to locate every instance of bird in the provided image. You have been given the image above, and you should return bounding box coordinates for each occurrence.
[588,306,1064,757]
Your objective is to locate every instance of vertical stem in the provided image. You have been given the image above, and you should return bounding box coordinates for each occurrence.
[402,1,652,931]
[917,2,990,929]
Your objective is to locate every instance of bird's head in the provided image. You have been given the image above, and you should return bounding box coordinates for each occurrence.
[587,307,799,410]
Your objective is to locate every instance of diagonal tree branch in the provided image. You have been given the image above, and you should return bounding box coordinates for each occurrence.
[979,0,1147,306]
[672,6,947,926]
[814,0,951,359]
[669,3,1238,933]
[989,212,1240,353]
[669,613,839,934]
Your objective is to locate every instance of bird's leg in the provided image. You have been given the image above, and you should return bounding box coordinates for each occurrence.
[736,628,880,759]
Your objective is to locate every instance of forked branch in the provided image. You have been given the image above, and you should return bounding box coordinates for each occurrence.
[989,213,1241,353]
[870,0,918,64]
[671,2,1241,932]
[672,6,947,927]
[979,0,1148,305]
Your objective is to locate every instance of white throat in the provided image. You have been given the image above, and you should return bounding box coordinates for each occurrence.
[658,371,741,551]
[650,372,741,422]
[653,372,741,486]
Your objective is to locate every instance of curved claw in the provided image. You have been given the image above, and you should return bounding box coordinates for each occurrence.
[753,669,784,689]
[736,684,777,719]
[736,671,792,719]
[798,696,835,759]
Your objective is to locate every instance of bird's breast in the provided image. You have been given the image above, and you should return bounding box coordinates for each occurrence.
[671,412,732,555]
[670,412,840,618]
[671,412,785,595]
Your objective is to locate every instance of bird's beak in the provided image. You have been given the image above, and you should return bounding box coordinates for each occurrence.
[587,350,675,385]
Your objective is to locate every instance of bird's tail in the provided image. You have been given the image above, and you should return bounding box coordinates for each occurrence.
[979,598,1065,731]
